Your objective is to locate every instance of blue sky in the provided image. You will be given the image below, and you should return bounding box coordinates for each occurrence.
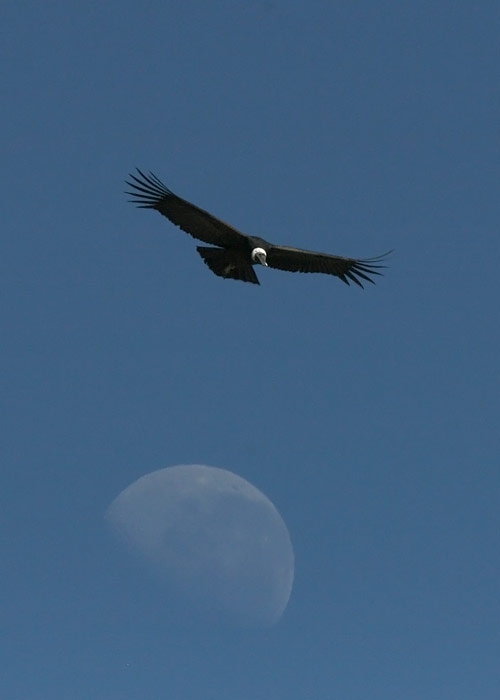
[2,1,500,697]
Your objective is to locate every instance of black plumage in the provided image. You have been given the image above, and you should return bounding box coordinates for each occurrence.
[126,169,390,287]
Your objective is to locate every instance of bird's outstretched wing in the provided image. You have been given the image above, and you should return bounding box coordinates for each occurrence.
[267,246,391,288]
[125,169,249,248]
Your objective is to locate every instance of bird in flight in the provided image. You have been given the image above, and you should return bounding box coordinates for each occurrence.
[126,169,390,287]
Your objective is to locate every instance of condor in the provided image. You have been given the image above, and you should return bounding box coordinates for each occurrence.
[126,169,390,287]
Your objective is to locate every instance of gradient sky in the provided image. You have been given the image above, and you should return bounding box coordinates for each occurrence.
[3,1,500,698]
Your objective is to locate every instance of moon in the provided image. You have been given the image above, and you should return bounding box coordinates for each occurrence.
[106,464,294,627]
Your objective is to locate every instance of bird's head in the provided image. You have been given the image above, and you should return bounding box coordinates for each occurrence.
[251,247,268,267]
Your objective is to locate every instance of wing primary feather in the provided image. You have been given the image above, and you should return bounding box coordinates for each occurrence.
[125,168,173,207]
[345,271,365,288]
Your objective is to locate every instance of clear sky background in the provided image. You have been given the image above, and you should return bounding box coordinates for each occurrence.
[2,1,500,698]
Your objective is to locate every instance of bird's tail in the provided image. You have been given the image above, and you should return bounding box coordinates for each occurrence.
[196,247,260,285]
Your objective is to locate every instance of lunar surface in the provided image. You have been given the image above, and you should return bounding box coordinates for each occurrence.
[106,464,294,627]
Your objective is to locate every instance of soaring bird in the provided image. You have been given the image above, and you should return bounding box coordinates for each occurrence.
[126,169,390,287]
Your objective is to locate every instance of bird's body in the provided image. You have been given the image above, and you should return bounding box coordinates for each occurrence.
[126,169,390,287]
